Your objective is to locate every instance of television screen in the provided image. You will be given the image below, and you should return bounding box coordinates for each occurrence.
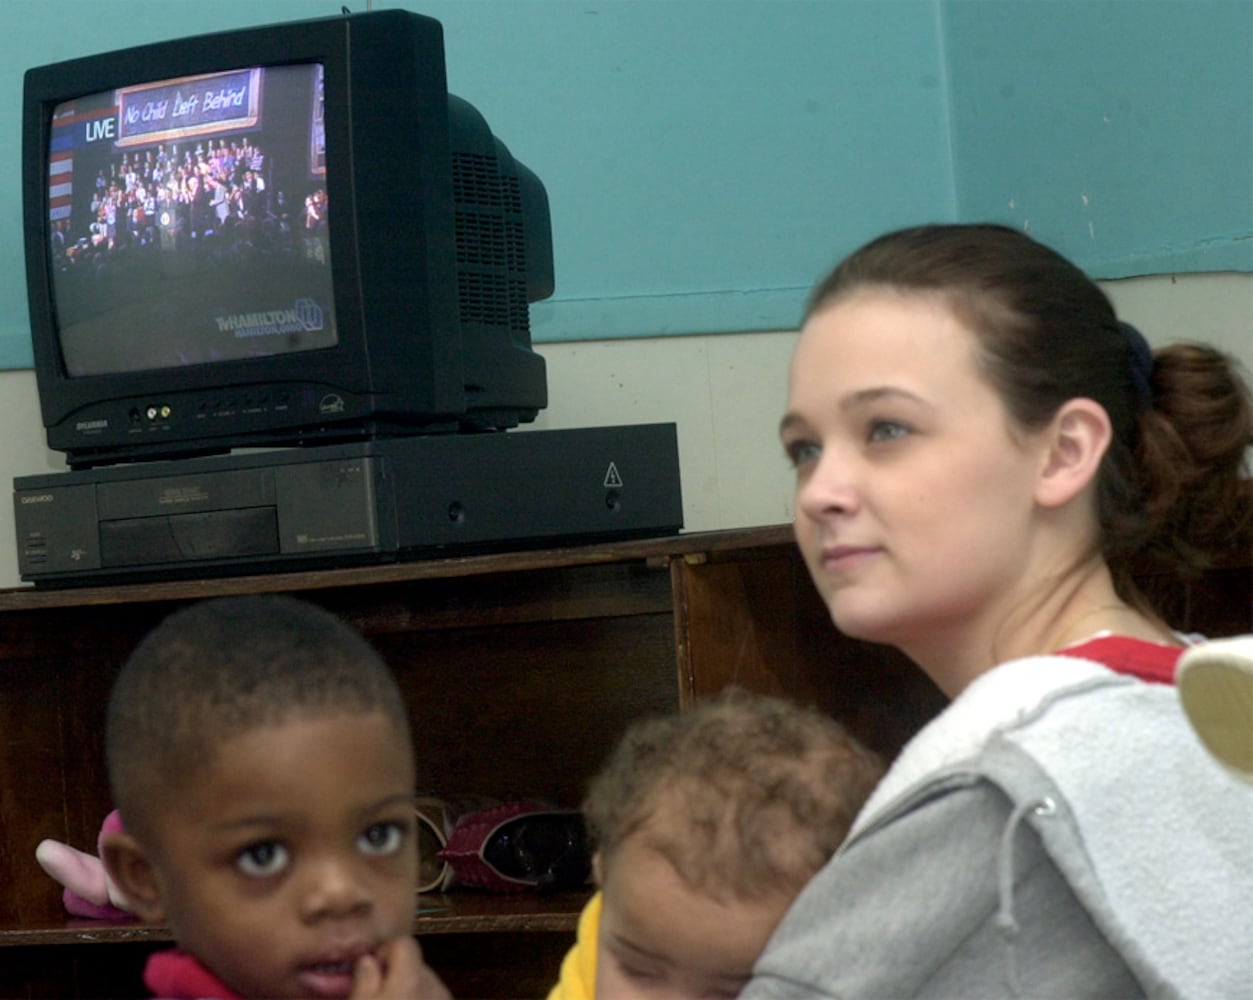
[24,10,552,469]
[49,64,339,376]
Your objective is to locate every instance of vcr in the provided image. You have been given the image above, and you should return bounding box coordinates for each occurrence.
[13,423,683,586]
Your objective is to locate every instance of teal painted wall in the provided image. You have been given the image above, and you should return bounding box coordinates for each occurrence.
[945,0,1253,278]
[0,0,1248,369]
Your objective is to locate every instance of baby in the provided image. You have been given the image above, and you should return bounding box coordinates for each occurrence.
[549,688,883,1000]
[100,594,450,1000]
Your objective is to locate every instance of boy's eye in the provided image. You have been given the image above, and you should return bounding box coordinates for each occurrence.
[358,821,405,857]
[237,841,289,877]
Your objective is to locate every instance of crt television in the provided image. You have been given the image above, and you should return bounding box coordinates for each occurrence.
[23,9,552,470]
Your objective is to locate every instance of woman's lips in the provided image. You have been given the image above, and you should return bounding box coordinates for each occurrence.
[820,544,880,573]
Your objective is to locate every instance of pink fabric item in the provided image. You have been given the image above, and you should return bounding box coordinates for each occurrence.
[68,808,132,919]
[144,949,244,1000]
[36,809,135,921]
[63,887,132,921]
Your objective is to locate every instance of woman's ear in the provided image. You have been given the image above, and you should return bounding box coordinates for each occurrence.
[100,830,167,923]
[591,851,604,887]
[1034,397,1112,509]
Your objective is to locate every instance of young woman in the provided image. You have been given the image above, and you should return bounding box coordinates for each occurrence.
[746,223,1252,998]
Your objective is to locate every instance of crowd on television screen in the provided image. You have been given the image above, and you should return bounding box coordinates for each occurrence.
[52,135,329,274]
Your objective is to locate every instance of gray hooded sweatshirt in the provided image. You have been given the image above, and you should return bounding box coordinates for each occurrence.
[741,652,1253,1000]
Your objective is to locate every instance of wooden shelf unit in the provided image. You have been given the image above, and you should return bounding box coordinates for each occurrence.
[0,523,1245,998]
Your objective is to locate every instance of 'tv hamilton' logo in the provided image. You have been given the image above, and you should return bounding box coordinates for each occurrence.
[294,298,325,331]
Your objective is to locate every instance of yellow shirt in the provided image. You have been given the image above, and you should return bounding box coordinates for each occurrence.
[547,891,601,1000]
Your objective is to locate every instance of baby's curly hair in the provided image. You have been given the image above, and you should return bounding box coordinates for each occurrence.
[106,594,410,841]
[583,688,883,902]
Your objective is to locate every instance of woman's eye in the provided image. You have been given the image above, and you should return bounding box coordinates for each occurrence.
[783,439,821,467]
[358,821,405,857]
[237,841,289,877]
[867,420,909,443]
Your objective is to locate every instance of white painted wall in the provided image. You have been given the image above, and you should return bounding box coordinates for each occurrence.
[0,272,1248,589]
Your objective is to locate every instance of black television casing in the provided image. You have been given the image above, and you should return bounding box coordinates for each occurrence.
[23,10,551,470]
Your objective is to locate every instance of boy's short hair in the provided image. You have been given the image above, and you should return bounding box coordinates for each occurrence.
[106,594,410,839]
[583,688,883,902]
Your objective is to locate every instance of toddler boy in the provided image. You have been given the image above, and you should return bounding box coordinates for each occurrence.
[549,688,883,1000]
[101,594,450,1000]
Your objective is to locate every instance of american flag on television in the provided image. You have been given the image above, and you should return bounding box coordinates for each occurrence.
[48,105,77,222]
[47,102,117,222]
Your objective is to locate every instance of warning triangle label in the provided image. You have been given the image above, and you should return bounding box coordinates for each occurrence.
[603,462,623,488]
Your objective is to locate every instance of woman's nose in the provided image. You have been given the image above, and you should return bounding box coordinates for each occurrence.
[795,448,858,520]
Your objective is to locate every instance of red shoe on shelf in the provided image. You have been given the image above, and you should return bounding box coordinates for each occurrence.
[437,800,591,894]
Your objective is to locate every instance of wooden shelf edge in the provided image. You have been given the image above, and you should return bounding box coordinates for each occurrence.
[0,921,172,948]
[0,526,798,612]
[414,889,588,935]
[0,890,591,947]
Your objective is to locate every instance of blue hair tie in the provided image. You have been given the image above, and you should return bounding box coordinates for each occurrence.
[1119,321,1154,410]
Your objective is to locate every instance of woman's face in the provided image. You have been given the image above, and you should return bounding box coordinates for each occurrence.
[781,290,1050,680]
